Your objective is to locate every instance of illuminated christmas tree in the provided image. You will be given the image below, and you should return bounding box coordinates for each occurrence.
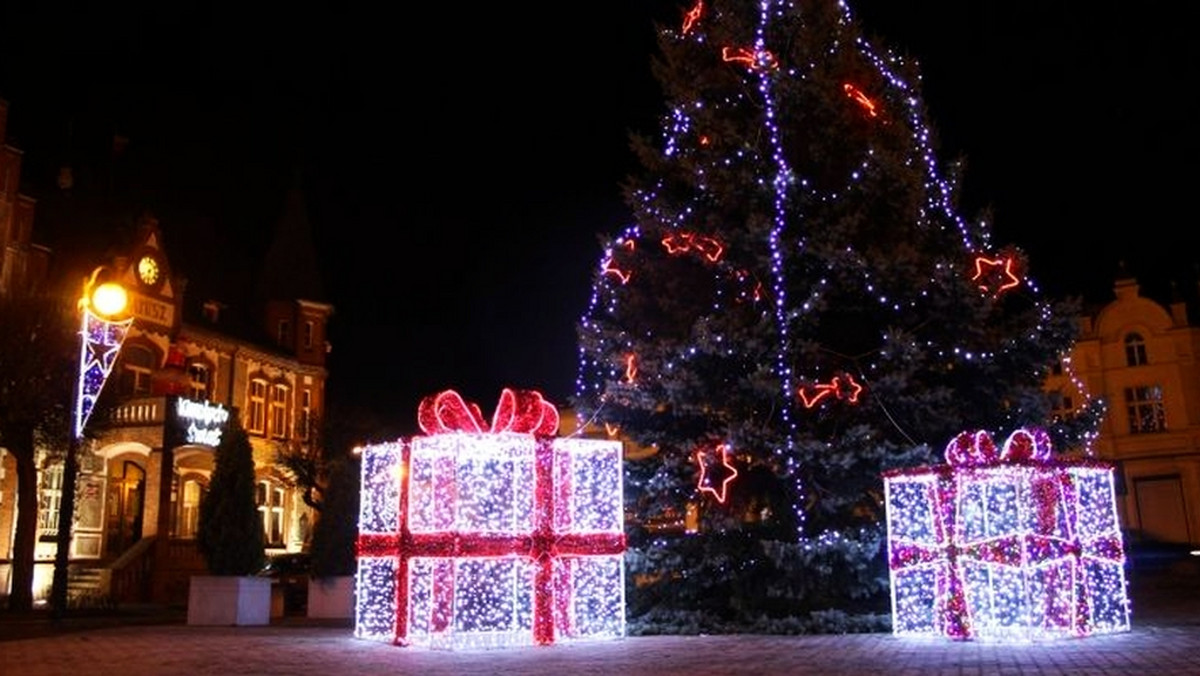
[573,0,1102,633]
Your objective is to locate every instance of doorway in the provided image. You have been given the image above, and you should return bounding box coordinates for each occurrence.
[1133,474,1191,544]
[105,460,146,557]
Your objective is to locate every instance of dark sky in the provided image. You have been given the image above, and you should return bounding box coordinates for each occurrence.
[0,2,1193,433]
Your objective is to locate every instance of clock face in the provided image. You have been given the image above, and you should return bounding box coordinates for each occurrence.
[137,255,160,286]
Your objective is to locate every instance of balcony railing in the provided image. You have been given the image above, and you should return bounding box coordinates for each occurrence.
[104,396,168,427]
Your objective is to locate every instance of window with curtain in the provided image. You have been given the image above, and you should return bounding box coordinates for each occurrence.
[1124,332,1148,366]
[1125,385,1165,433]
[248,379,267,434]
[257,479,286,546]
[270,384,288,440]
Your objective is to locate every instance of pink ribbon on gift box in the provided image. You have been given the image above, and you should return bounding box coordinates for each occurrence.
[943,427,1052,466]
[417,388,560,436]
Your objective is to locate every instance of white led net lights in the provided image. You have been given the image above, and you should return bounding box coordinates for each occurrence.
[354,392,626,650]
[883,428,1130,642]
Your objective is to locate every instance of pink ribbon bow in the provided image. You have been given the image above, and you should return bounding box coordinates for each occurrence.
[417,388,560,436]
[944,427,1052,466]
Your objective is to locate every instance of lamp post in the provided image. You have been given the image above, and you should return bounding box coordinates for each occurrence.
[50,268,132,622]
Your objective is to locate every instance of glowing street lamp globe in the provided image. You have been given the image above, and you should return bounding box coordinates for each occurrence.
[89,281,128,318]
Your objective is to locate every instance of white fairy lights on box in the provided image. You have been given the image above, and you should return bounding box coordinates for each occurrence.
[883,427,1130,641]
[355,388,626,649]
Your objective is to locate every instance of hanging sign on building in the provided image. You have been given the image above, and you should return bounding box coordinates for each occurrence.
[168,396,231,447]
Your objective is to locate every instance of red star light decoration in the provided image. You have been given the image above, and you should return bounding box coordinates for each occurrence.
[695,443,738,503]
[601,238,636,285]
[971,255,1021,297]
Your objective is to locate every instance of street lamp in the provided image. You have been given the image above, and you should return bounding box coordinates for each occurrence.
[50,267,132,622]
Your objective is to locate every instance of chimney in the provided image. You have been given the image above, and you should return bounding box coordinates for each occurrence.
[202,300,224,324]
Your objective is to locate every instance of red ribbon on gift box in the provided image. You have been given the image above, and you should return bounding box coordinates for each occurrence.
[417,387,560,436]
[358,393,624,646]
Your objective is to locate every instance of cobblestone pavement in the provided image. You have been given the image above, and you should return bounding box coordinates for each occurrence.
[2,563,1197,675]
[3,620,1200,676]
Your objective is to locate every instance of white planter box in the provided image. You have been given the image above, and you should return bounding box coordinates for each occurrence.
[307,575,354,619]
[187,575,272,626]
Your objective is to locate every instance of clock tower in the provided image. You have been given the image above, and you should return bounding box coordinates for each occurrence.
[120,215,179,334]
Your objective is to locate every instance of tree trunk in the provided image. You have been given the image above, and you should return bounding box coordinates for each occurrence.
[7,431,39,612]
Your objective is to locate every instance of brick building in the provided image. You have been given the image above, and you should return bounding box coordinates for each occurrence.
[0,99,333,606]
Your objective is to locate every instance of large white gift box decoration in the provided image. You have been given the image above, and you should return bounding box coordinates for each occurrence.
[355,388,626,649]
[883,427,1130,641]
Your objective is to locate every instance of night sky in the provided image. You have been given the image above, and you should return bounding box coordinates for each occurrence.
[0,2,1193,434]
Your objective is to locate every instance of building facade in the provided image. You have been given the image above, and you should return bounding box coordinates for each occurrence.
[0,99,333,605]
[0,99,51,296]
[1046,276,1200,546]
[2,217,332,606]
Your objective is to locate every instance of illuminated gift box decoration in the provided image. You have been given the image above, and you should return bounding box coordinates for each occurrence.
[883,428,1130,641]
[355,388,626,649]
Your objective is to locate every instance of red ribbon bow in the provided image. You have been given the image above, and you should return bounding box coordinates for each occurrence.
[944,427,1052,466]
[417,388,560,436]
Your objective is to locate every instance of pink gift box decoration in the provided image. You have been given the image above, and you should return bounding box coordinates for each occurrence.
[883,428,1131,641]
[354,389,626,649]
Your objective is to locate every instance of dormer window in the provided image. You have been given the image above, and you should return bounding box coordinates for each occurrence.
[202,301,223,324]
[1124,332,1147,366]
[278,320,291,347]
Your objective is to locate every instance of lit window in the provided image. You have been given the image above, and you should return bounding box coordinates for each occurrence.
[1125,385,1165,434]
[176,478,204,538]
[248,379,267,434]
[257,480,286,546]
[1124,333,1147,366]
[270,384,288,440]
[188,363,210,401]
[37,463,64,533]
[1050,390,1074,418]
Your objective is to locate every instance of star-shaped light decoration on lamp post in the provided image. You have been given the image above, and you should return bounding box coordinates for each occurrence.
[51,267,132,622]
[695,443,738,503]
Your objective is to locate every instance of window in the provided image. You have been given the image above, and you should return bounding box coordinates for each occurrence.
[257,479,286,547]
[175,478,204,538]
[118,345,156,396]
[38,463,64,533]
[298,389,312,440]
[1124,332,1147,366]
[1125,385,1165,434]
[1049,390,1074,418]
[303,321,314,349]
[248,379,267,434]
[270,384,289,439]
[188,362,210,401]
[277,320,291,347]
